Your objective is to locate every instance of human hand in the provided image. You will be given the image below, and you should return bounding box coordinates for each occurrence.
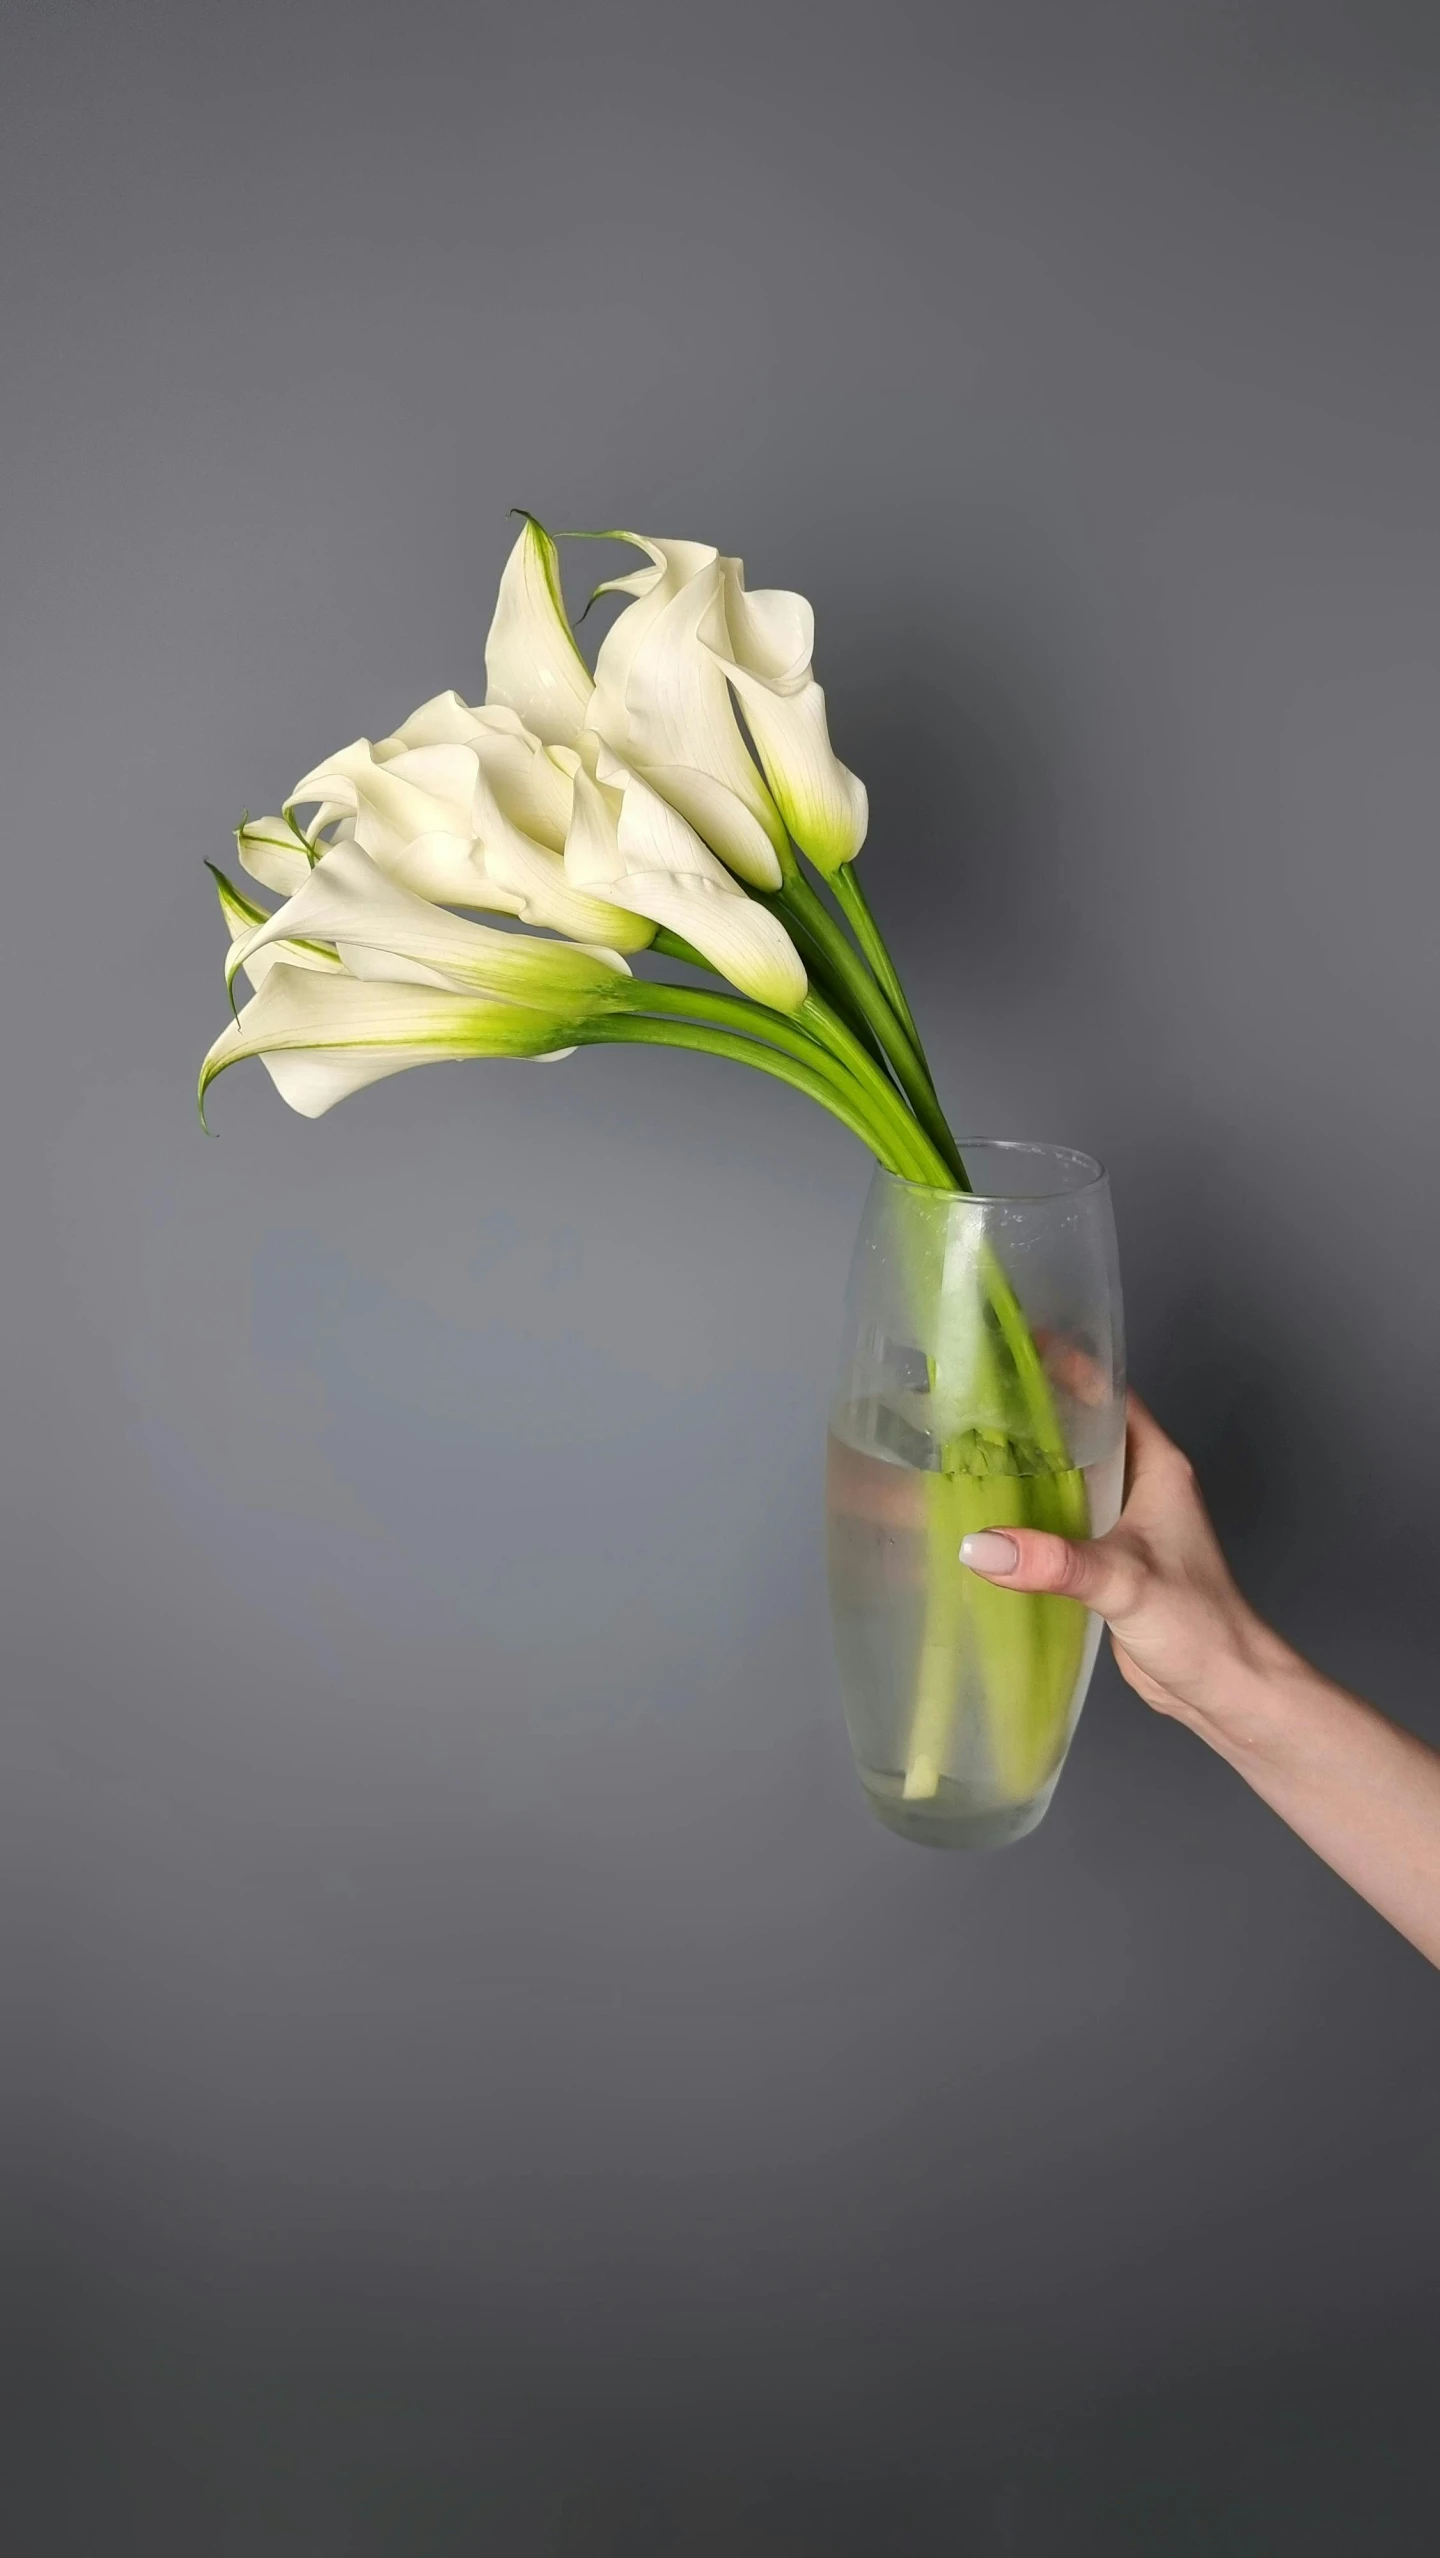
[959,1393,1293,1729]
[960,1390,1440,1970]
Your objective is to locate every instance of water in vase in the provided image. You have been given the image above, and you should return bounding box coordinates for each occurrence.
[826,1416,1126,1850]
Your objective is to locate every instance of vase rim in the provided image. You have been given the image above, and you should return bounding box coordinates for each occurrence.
[879,1138,1107,1203]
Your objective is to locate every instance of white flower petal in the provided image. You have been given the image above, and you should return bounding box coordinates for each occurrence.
[335,942,459,990]
[386,833,520,910]
[376,697,572,851]
[231,838,635,1007]
[295,739,477,855]
[707,566,868,872]
[721,670,868,872]
[588,538,788,889]
[562,757,626,891]
[289,736,514,912]
[484,515,594,747]
[718,578,813,692]
[236,814,313,898]
[200,965,580,1122]
[290,716,620,929]
[565,754,806,1011]
[572,747,733,889]
[380,690,489,752]
[585,534,718,715]
[469,712,574,852]
[291,738,464,853]
[632,762,788,892]
[600,873,808,1014]
[440,729,651,948]
[484,827,655,951]
[210,862,342,993]
[613,761,734,885]
[211,863,270,948]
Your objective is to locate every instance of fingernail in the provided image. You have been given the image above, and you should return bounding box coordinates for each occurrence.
[960,1531,1019,1576]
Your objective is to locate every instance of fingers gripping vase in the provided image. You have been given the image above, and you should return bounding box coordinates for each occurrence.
[826,1145,1125,1850]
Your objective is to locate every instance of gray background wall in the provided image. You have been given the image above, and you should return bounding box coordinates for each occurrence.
[6,3,1440,2550]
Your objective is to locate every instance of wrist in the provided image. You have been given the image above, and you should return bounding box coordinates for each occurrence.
[1173,1611,1317,1768]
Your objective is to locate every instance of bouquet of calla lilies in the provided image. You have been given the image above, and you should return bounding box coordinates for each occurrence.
[200,516,964,1187]
[201,517,1089,1819]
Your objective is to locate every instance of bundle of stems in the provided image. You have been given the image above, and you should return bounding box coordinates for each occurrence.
[600,864,1091,1811]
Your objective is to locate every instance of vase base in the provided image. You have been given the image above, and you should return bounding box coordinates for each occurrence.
[858,1769,1056,1852]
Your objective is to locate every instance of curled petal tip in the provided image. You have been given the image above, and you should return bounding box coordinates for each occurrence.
[485,515,593,747]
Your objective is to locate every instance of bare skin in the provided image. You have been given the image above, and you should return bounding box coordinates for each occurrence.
[960,1395,1440,1971]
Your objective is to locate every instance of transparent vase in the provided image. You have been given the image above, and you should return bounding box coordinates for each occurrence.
[826,1145,1125,1850]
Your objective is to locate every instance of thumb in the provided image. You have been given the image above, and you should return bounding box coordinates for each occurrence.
[959,1525,1144,1621]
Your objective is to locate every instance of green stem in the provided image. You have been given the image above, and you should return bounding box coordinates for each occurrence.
[830,863,927,1058]
[654,920,900,1099]
[643,935,1060,1466]
[648,956,1061,1461]
[632,969,945,1186]
[649,928,717,975]
[774,871,967,1189]
[792,886,1058,1453]
[581,1015,912,1169]
[798,993,949,1187]
[763,907,893,1071]
[620,979,905,1167]
[627,982,1056,1451]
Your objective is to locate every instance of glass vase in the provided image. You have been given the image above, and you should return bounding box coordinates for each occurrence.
[826,1144,1125,1850]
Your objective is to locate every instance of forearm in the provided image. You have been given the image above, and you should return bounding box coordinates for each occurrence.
[1179,1640,1440,1970]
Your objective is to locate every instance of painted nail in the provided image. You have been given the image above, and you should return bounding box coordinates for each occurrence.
[960,1531,1019,1576]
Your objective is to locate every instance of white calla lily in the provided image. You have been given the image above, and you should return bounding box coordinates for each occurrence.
[227,837,633,1009]
[484,514,594,748]
[210,862,344,994]
[584,535,715,714]
[375,696,573,849]
[587,536,789,890]
[564,741,808,1014]
[290,714,655,952]
[291,736,495,907]
[707,566,868,873]
[469,733,653,948]
[200,964,591,1123]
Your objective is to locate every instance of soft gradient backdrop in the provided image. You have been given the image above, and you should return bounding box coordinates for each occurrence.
[7,3,1440,2549]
